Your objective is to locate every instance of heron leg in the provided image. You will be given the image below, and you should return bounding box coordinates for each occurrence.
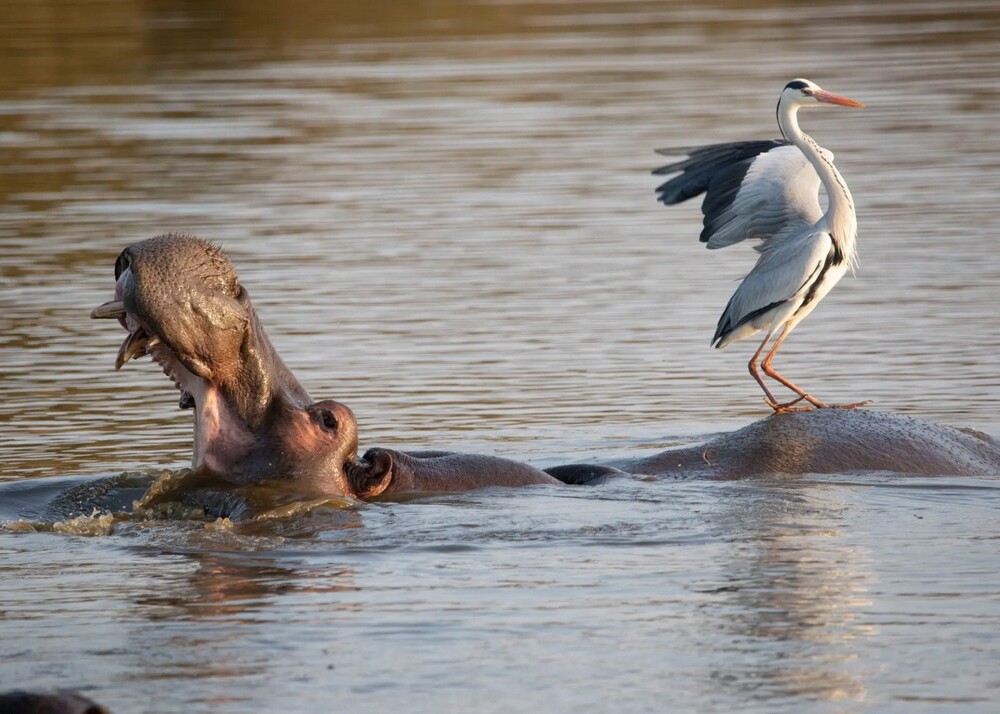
[761,327,872,410]
[760,324,830,409]
[748,331,782,407]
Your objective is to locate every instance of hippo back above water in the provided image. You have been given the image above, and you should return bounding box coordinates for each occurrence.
[614,408,1000,479]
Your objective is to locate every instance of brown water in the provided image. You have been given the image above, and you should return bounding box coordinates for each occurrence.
[1,1,999,711]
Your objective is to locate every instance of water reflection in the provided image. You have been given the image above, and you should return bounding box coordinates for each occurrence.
[706,483,873,704]
[132,551,358,621]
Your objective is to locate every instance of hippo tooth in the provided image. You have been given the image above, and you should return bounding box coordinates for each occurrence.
[91,299,126,319]
[115,329,148,371]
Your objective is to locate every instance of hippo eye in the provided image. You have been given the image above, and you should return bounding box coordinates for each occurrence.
[320,409,338,432]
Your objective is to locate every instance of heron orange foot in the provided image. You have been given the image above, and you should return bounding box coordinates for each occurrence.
[764,395,815,413]
[826,400,873,410]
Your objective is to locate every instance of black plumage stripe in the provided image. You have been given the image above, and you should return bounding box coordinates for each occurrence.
[831,240,845,266]
[711,251,827,347]
[795,247,838,318]
[712,297,787,348]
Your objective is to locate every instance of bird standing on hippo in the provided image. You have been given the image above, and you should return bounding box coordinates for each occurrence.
[90,235,1000,501]
[654,79,867,412]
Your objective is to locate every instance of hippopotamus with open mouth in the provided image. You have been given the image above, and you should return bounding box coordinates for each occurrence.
[91,234,561,499]
[92,235,1000,498]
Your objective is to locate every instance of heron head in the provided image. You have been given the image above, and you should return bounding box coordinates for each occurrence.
[780,78,865,110]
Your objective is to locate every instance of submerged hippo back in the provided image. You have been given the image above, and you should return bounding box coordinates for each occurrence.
[622,409,1000,478]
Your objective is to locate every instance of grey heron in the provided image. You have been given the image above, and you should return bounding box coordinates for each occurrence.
[654,78,867,412]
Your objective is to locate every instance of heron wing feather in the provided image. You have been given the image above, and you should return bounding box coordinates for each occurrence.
[713,229,833,346]
[654,141,827,250]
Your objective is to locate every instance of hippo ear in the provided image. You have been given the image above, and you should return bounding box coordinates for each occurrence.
[353,449,394,499]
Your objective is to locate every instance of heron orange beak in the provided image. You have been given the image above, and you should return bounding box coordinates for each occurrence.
[812,89,865,108]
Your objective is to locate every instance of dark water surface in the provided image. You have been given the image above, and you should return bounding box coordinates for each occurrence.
[1,1,998,711]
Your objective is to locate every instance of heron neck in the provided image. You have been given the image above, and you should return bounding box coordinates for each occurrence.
[780,105,857,267]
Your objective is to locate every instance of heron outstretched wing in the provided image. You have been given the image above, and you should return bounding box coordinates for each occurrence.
[712,228,835,348]
[654,141,828,250]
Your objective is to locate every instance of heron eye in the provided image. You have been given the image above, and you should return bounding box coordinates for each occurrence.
[320,410,338,432]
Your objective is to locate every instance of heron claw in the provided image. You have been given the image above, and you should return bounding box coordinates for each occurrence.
[764,395,814,413]
[764,396,872,413]
[827,400,873,410]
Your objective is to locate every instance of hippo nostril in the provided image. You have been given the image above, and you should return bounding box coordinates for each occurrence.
[320,410,338,432]
[114,251,130,280]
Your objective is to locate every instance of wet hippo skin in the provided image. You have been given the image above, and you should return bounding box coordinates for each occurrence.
[348,446,562,498]
[615,409,1000,478]
[546,409,1000,484]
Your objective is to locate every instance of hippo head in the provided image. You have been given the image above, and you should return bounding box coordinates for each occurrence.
[92,234,326,486]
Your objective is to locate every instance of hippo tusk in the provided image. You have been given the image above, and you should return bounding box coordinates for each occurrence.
[115,329,149,370]
[91,299,126,319]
